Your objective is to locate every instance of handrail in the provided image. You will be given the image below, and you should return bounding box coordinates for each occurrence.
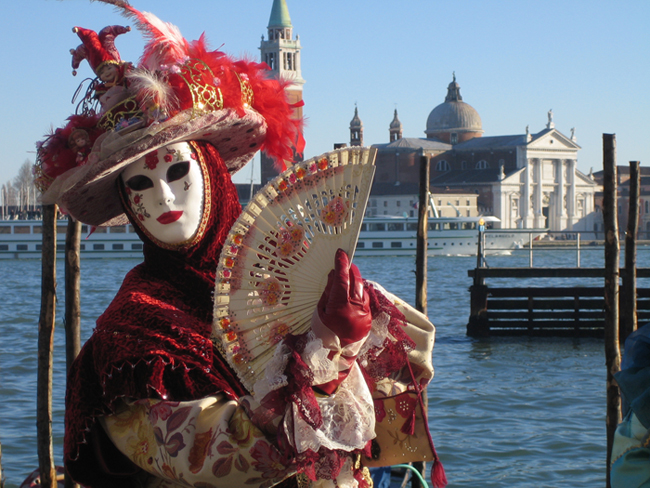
[478,229,650,268]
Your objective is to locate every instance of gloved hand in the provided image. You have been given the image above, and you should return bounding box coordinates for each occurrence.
[312,248,372,394]
[317,249,371,345]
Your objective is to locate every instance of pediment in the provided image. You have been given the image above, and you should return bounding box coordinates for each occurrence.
[575,169,599,187]
[528,129,580,150]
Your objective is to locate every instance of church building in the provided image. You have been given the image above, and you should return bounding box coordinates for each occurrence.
[364,75,600,232]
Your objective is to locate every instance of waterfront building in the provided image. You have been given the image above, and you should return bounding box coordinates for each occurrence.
[592,166,650,239]
[366,75,601,232]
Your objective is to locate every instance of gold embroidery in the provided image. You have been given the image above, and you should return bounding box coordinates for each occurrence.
[179,59,224,116]
[98,96,142,130]
[235,71,254,109]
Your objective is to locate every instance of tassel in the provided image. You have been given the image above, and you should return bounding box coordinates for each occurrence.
[430,458,448,488]
[400,409,416,436]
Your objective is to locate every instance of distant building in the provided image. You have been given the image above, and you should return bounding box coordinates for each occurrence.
[362,75,600,232]
[592,166,650,239]
[259,0,305,184]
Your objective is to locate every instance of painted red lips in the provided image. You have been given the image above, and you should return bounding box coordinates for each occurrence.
[157,211,183,224]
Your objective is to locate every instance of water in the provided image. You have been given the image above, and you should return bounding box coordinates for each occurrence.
[1,248,646,487]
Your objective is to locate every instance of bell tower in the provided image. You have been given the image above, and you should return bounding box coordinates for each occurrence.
[259,0,305,183]
[350,106,363,147]
[389,109,402,142]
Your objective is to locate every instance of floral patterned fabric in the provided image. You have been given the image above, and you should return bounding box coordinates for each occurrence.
[103,396,294,488]
[101,282,439,488]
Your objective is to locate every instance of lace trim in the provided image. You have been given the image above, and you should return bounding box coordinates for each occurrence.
[252,341,291,399]
[301,332,339,385]
[289,364,375,453]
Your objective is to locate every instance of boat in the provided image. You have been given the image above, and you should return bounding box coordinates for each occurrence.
[1,200,547,259]
[356,195,547,257]
[0,219,143,259]
[356,214,546,257]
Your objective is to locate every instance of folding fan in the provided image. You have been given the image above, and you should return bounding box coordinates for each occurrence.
[213,147,377,394]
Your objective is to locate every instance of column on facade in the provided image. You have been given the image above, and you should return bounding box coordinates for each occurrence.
[294,38,301,74]
[522,159,531,228]
[556,159,565,230]
[567,159,576,228]
[494,185,505,227]
[534,159,543,228]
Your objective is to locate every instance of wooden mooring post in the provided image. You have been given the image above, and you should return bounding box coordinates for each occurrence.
[64,217,82,488]
[603,134,621,488]
[64,216,82,368]
[37,204,58,488]
[411,152,429,488]
[621,161,640,345]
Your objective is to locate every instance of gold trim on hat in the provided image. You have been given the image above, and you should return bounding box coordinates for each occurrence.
[234,71,254,109]
[180,59,224,116]
[97,96,142,131]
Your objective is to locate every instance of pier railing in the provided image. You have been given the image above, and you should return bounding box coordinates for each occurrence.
[469,229,650,337]
[467,266,650,337]
[481,229,650,267]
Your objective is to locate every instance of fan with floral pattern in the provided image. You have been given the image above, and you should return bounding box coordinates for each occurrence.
[212,147,376,394]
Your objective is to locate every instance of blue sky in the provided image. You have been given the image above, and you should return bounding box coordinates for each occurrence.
[1,0,648,185]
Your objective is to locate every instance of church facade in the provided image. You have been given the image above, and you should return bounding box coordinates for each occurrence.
[365,76,601,232]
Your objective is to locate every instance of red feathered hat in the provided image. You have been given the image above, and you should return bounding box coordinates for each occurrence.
[36,0,304,227]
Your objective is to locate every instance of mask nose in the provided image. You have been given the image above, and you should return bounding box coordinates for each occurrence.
[157,180,175,206]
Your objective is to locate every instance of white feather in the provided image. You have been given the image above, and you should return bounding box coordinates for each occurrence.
[127,69,178,114]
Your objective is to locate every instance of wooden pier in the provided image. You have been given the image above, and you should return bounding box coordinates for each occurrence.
[467,266,650,337]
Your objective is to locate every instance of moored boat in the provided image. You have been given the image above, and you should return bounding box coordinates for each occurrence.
[0,220,142,259]
[356,214,546,257]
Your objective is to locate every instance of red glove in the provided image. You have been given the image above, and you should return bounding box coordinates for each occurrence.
[312,249,372,394]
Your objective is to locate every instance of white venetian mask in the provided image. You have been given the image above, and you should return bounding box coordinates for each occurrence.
[121,142,205,246]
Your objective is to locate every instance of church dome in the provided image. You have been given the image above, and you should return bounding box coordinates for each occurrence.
[425,75,483,141]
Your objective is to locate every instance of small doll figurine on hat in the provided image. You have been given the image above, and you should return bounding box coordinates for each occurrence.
[70,24,133,112]
[36,2,444,488]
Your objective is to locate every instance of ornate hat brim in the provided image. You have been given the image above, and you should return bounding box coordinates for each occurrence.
[43,108,266,227]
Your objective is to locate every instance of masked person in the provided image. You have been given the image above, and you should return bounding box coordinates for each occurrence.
[611,323,650,488]
[35,3,444,488]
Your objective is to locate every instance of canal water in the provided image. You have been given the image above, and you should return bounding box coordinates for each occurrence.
[1,247,646,487]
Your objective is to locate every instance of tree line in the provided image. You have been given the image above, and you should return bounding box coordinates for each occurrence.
[2,159,40,220]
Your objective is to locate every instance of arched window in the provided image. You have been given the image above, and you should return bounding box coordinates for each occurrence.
[436,160,450,172]
[475,160,489,169]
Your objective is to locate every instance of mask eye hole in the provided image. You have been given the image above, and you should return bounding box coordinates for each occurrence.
[125,175,153,192]
[167,162,190,183]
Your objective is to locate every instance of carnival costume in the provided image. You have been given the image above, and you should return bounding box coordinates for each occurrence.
[35,2,445,487]
[611,322,650,487]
